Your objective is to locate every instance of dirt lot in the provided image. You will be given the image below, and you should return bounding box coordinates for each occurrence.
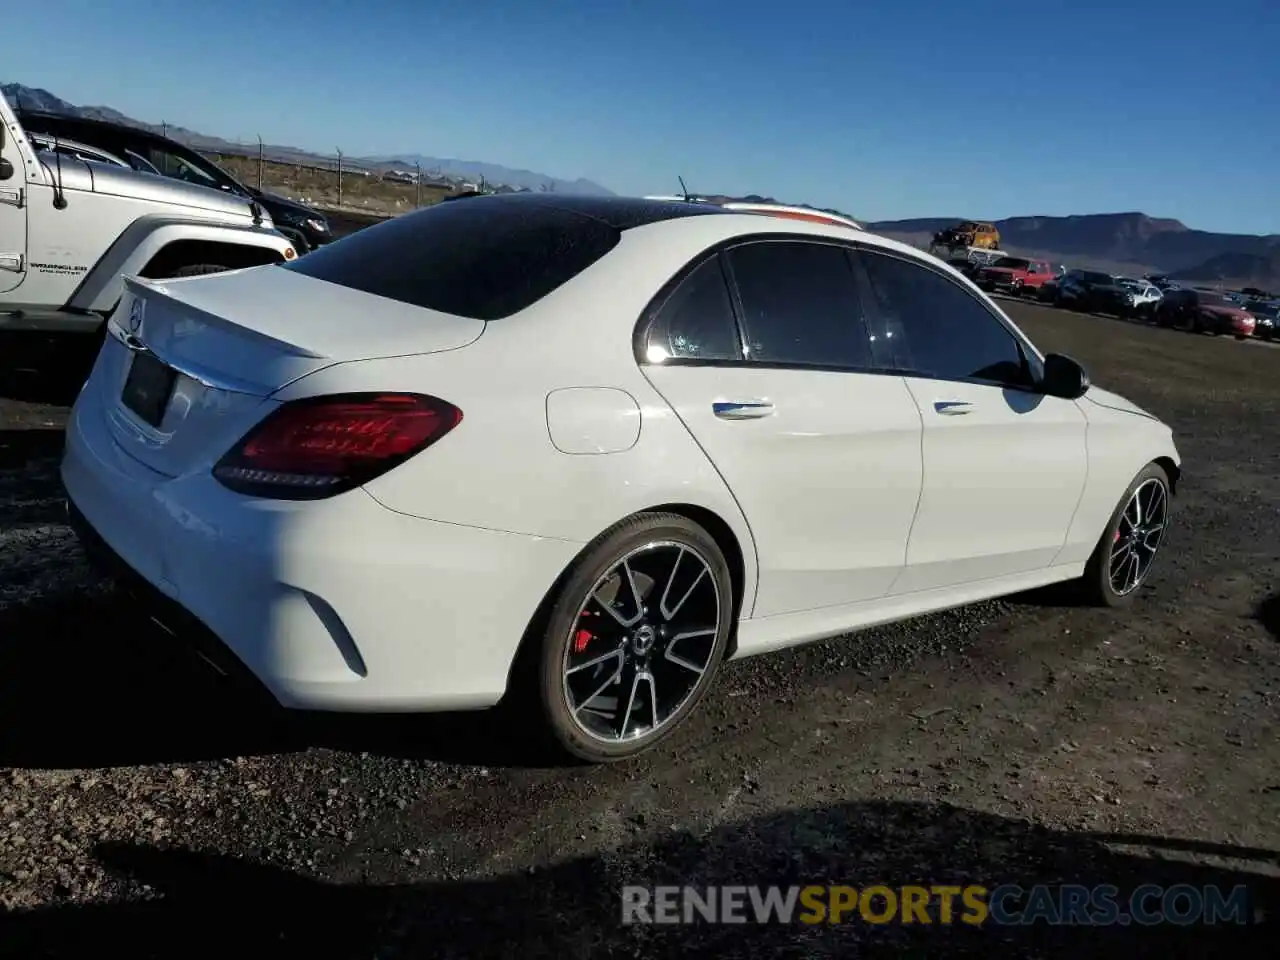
[0,300,1276,958]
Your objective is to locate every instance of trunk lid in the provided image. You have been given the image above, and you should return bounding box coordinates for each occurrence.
[96,269,485,478]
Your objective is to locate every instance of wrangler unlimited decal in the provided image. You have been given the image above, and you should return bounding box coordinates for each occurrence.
[29,262,89,275]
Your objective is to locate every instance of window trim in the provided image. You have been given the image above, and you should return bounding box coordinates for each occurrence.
[634,233,898,376]
[849,244,1047,394]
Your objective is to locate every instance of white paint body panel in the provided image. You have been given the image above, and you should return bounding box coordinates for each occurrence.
[60,209,1181,713]
[643,365,923,618]
[890,378,1089,594]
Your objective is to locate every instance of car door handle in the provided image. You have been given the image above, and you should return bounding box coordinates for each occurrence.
[933,400,972,415]
[713,400,775,420]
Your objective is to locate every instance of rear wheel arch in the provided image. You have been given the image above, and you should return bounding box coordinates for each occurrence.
[139,240,285,279]
[502,503,750,701]
[649,503,748,644]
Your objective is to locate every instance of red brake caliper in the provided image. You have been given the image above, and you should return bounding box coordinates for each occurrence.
[573,610,599,654]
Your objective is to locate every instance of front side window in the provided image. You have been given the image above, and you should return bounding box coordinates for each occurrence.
[858,249,1035,388]
[726,240,873,369]
[644,256,742,362]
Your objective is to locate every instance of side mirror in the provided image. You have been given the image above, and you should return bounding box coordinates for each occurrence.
[0,159,12,181]
[1040,353,1090,400]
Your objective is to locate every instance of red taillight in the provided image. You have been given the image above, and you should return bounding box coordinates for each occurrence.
[213,393,462,499]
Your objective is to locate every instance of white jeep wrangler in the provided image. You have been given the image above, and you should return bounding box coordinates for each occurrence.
[1,93,296,334]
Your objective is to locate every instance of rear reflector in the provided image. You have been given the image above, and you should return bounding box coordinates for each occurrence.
[213,393,462,499]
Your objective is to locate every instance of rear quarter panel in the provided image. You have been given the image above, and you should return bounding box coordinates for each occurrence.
[269,222,764,610]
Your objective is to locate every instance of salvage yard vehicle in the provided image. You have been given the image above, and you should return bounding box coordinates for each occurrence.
[1153,288,1257,339]
[1116,277,1163,318]
[1243,300,1277,340]
[1053,269,1127,312]
[61,194,1182,764]
[16,109,333,255]
[929,220,1001,255]
[974,256,1055,297]
[0,94,297,334]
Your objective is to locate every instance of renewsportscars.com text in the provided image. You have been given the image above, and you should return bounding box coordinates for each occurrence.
[620,883,1255,926]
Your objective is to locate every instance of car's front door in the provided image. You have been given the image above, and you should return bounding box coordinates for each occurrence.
[0,110,28,295]
[639,239,924,620]
[854,247,1089,595]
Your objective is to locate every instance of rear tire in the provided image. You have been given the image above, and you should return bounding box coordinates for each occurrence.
[1077,462,1171,608]
[526,512,733,764]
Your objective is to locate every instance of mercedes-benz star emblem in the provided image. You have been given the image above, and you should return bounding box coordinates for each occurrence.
[127,298,145,335]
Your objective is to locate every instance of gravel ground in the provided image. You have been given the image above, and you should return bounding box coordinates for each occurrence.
[0,301,1277,958]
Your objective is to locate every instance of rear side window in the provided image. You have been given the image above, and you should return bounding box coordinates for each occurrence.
[283,198,621,320]
[726,241,873,369]
[645,257,742,362]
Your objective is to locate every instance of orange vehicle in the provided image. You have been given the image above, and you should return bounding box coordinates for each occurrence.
[932,220,1001,251]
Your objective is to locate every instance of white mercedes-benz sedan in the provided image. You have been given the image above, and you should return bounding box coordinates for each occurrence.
[61,193,1181,763]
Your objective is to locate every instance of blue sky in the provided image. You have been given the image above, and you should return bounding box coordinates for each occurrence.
[3,0,1277,233]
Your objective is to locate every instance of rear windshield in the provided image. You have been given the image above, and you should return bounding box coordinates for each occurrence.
[283,198,622,320]
[1082,271,1113,284]
[992,257,1029,269]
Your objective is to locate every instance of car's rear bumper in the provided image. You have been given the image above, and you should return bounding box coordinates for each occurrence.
[61,389,583,713]
[66,498,279,704]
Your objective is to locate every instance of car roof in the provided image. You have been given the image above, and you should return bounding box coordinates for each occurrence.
[620,201,963,272]
[644,196,862,230]
[437,192,736,230]
[17,109,193,153]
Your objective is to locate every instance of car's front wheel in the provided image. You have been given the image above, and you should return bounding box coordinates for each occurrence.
[531,512,733,763]
[1079,462,1171,607]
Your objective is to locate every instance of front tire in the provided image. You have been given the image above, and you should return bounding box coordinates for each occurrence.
[531,512,733,763]
[1078,463,1171,607]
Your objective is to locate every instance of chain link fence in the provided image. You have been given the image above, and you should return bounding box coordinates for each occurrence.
[157,124,490,218]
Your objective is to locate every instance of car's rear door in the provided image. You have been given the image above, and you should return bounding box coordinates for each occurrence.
[852,245,1088,594]
[639,238,923,620]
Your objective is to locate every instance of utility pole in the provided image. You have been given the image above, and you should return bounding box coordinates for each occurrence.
[336,148,344,208]
[257,136,264,191]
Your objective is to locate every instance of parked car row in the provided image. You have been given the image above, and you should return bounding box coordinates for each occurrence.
[952,252,1275,343]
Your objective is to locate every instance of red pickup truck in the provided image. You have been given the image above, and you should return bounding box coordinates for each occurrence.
[974,257,1055,297]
